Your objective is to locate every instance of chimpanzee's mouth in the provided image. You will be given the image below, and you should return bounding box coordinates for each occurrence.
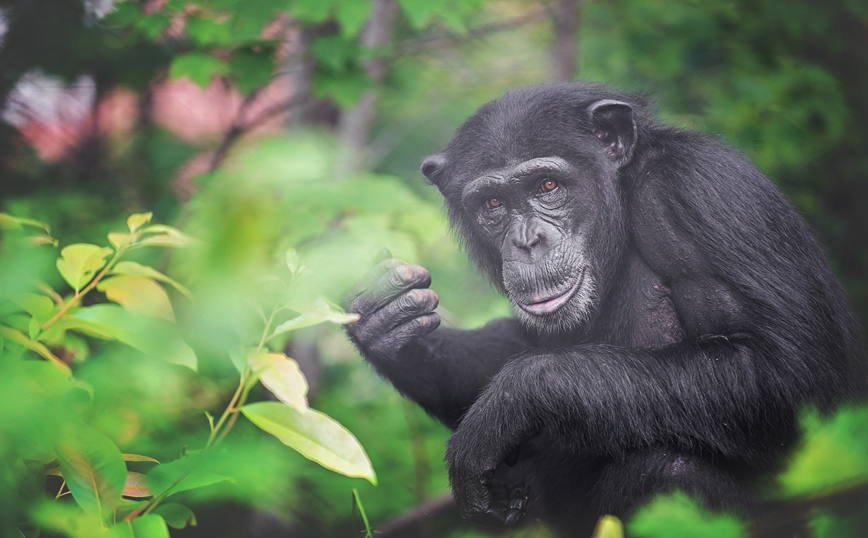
[516,269,585,316]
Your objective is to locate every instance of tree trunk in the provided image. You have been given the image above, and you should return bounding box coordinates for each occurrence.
[550,0,580,82]
[337,0,396,174]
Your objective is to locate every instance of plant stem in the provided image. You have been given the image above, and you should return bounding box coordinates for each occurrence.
[206,371,247,449]
[41,246,127,330]
[206,306,276,447]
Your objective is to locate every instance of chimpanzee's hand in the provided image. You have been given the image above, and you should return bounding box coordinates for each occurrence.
[446,405,530,526]
[343,259,441,363]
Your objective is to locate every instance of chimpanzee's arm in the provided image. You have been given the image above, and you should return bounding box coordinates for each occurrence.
[344,260,534,428]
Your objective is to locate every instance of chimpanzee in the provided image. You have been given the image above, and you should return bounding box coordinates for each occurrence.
[343,82,867,534]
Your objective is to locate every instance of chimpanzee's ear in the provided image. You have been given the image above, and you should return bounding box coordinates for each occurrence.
[587,99,637,166]
[421,153,448,188]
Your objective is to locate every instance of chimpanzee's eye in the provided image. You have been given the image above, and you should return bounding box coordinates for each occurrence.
[540,179,558,193]
[483,198,503,210]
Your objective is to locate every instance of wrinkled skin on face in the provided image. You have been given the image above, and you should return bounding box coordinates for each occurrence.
[459,156,598,335]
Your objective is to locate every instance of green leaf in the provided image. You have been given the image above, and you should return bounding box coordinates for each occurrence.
[112,261,193,300]
[147,456,233,498]
[778,408,868,497]
[289,0,334,23]
[186,16,235,46]
[270,297,359,340]
[11,293,55,321]
[136,225,198,248]
[313,68,370,108]
[241,401,376,484]
[628,492,745,538]
[248,351,309,410]
[56,244,114,292]
[32,503,105,538]
[333,0,372,37]
[123,471,153,498]
[0,213,51,233]
[70,305,197,371]
[56,428,127,519]
[0,325,71,376]
[97,275,175,321]
[309,35,358,72]
[154,503,197,529]
[28,316,41,340]
[123,454,160,464]
[230,47,275,94]
[104,515,171,538]
[228,347,246,374]
[170,53,230,88]
[127,213,153,233]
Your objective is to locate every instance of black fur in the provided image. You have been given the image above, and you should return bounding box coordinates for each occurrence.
[344,82,867,534]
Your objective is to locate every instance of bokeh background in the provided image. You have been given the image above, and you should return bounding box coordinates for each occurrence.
[1,1,867,537]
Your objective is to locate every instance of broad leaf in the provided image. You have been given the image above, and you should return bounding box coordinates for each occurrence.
[147,456,233,498]
[248,352,308,410]
[154,503,197,529]
[334,0,372,37]
[56,429,127,519]
[11,293,55,322]
[97,275,175,321]
[241,401,376,484]
[56,244,113,292]
[112,261,192,299]
[123,471,153,498]
[104,515,171,538]
[71,305,197,370]
[170,53,229,88]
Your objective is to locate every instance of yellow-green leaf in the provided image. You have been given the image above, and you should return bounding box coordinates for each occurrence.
[123,471,153,498]
[112,261,192,300]
[97,275,175,321]
[108,232,131,250]
[241,401,376,484]
[56,244,113,292]
[248,352,308,411]
[593,516,624,538]
[127,213,153,233]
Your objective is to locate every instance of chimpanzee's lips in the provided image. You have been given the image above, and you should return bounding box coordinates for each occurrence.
[517,269,585,316]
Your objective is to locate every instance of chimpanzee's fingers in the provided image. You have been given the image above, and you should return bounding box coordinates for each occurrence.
[342,258,404,308]
[368,313,441,356]
[363,288,439,336]
[350,264,432,317]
